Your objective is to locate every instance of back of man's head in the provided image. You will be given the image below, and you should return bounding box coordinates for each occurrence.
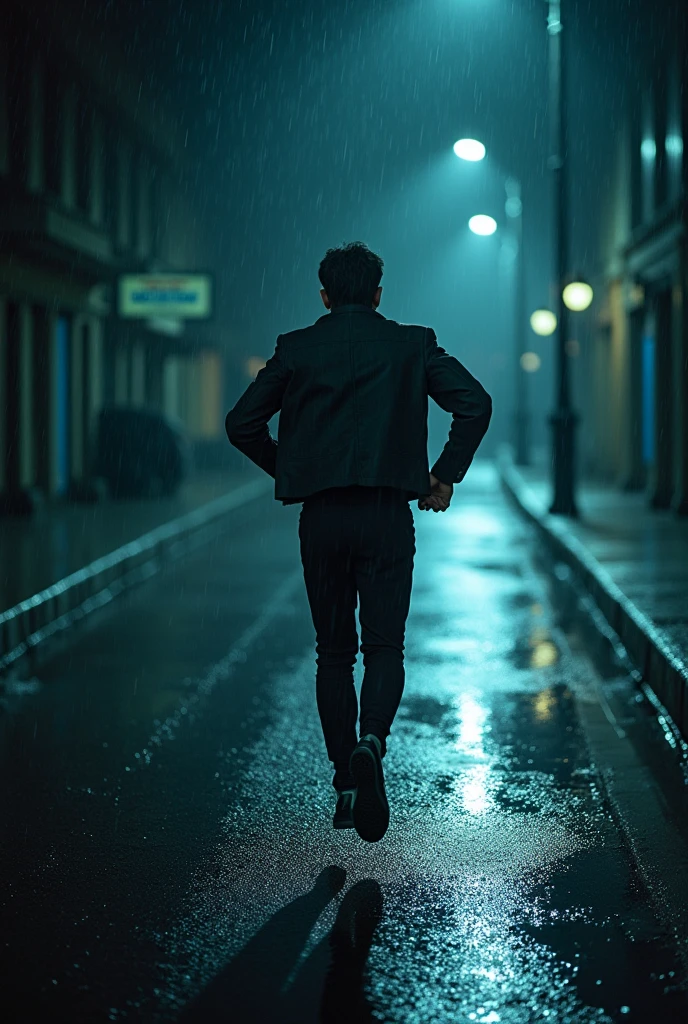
[318,242,384,308]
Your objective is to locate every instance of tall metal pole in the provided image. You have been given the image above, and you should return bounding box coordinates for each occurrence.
[508,179,529,465]
[547,0,578,515]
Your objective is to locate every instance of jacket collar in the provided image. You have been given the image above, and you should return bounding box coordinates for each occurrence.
[316,303,385,323]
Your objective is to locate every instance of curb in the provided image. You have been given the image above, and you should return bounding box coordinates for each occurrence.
[0,476,274,678]
[498,454,688,742]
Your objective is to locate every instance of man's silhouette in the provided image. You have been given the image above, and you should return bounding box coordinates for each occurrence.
[225,242,491,842]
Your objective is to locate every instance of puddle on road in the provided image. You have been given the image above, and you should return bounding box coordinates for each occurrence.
[133,498,685,1024]
[147,674,681,1021]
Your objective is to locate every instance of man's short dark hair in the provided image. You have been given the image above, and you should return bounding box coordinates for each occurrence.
[318,242,384,307]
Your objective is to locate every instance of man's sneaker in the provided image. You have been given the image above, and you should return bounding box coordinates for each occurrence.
[349,735,389,842]
[333,789,356,829]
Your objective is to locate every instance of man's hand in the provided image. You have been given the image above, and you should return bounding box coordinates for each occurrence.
[418,473,453,512]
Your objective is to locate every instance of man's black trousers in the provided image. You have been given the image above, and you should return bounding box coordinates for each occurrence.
[298,485,416,792]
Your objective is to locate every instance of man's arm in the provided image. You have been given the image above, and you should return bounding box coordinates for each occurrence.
[424,328,492,485]
[225,335,290,478]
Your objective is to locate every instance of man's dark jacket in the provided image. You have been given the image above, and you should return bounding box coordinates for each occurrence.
[225,303,492,505]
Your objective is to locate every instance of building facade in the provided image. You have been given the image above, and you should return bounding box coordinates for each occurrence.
[580,0,688,514]
[0,1,225,512]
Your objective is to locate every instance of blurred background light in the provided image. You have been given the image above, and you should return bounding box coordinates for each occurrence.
[665,134,684,157]
[530,640,559,668]
[562,281,593,311]
[530,309,557,336]
[453,138,486,161]
[520,352,541,373]
[629,283,645,308]
[468,214,497,236]
[505,195,522,218]
[533,688,556,722]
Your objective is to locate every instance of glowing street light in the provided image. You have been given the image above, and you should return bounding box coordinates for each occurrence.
[468,214,497,236]
[562,280,593,312]
[530,309,557,336]
[453,138,486,162]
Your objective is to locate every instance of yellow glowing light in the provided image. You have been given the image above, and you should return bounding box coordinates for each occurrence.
[533,688,556,722]
[629,283,645,308]
[563,281,593,312]
[530,309,557,336]
[530,641,559,669]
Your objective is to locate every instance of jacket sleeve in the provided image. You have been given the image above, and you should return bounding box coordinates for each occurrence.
[424,328,492,485]
[225,335,290,479]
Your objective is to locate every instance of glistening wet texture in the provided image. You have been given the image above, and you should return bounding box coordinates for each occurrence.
[1,464,686,1022]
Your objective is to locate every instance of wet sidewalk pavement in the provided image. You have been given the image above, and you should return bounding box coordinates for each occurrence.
[499,455,688,742]
[0,464,265,613]
[1,462,687,1023]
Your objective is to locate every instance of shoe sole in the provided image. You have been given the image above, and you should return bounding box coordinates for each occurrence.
[333,819,355,830]
[350,745,389,842]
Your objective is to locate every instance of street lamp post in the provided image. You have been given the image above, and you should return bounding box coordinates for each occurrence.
[547,0,578,516]
[506,178,529,465]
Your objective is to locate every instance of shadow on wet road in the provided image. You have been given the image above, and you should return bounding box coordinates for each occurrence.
[179,868,382,1024]
[3,464,688,1023]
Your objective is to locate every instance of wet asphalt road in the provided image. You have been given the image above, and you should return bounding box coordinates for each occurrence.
[1,463,687,1024]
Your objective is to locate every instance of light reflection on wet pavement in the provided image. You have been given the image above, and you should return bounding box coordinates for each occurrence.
[1,464,686,1023]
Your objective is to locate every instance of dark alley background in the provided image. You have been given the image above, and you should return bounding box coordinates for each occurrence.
[100,0,656,457]
[2,1,688,1022]
[10,0,661,458]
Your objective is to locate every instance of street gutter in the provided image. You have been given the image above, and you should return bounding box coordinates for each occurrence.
[512,466,688,971]
[498,452,688,747]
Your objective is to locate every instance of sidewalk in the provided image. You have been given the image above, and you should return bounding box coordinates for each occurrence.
[0,464,271,676]
[499,453,688,741]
